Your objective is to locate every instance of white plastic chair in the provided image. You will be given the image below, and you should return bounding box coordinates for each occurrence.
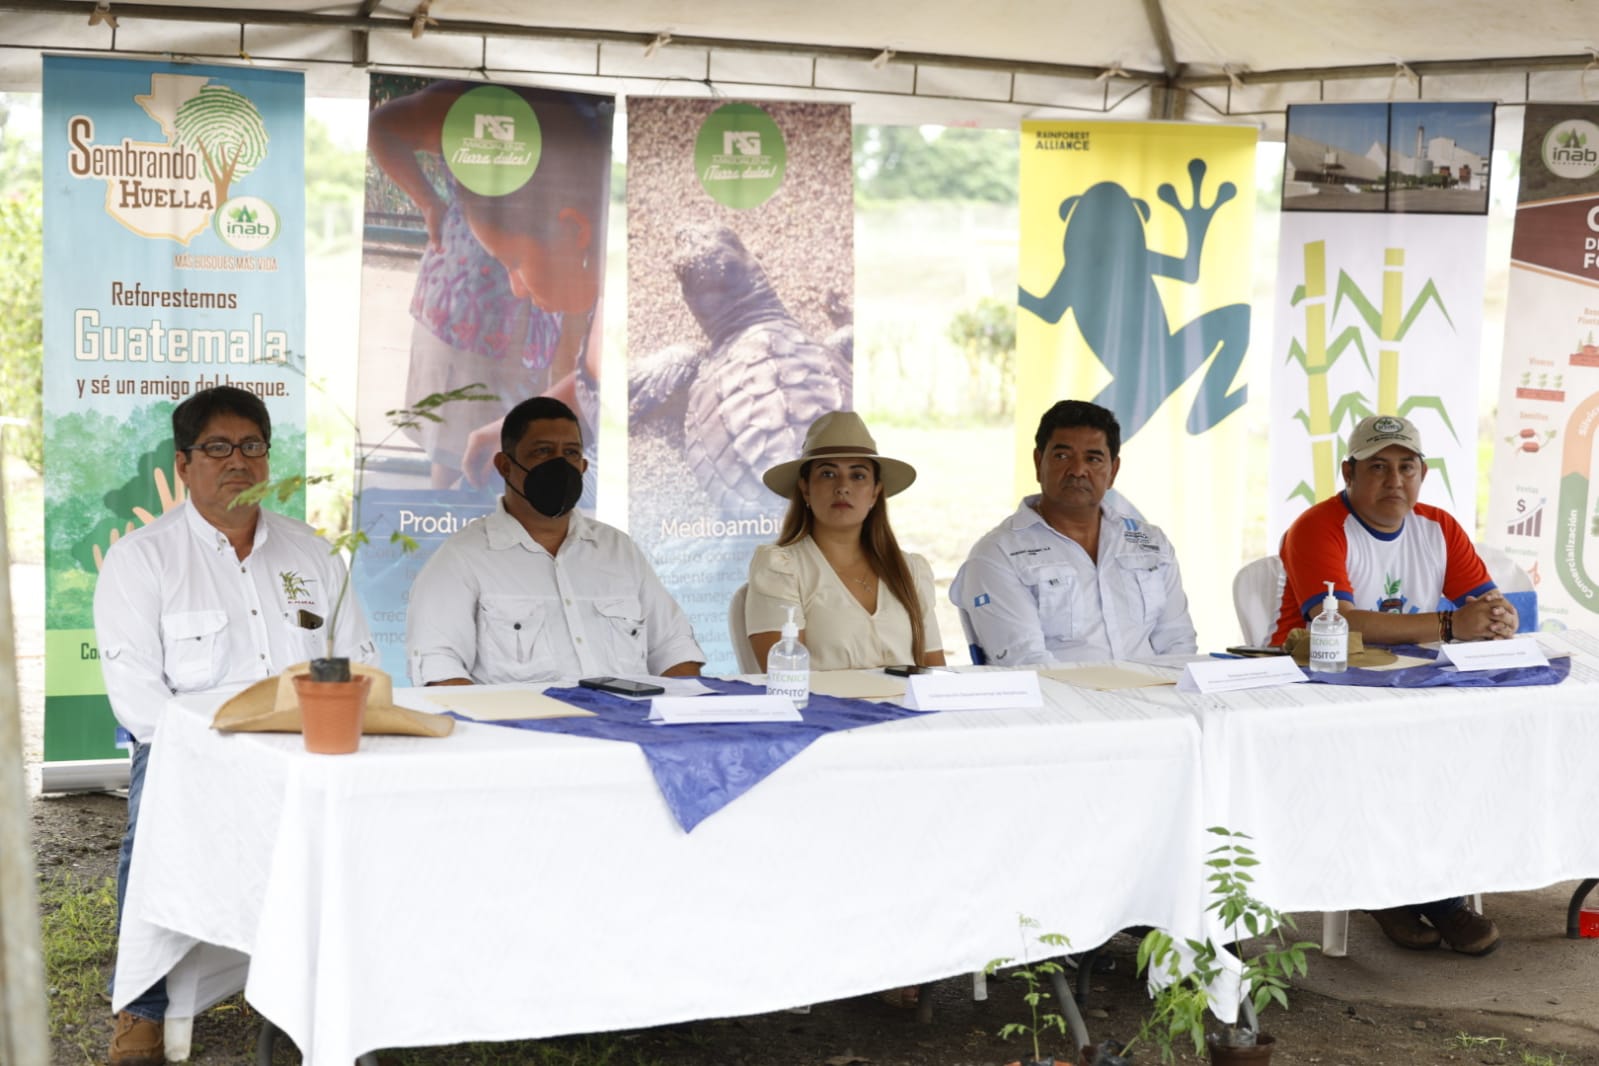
[728,583,761,674]
[1230,555,1286,646]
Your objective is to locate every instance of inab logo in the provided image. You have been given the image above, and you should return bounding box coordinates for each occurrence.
[215,196,278,251]
[1543,119,1599,180]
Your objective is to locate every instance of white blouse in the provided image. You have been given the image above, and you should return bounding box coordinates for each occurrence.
[745,536,942,670]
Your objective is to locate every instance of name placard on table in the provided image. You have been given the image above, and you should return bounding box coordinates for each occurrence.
[1178,656,1308,694]
[1436,637,1549,671]
[647,695,803,725]
[904,671,1042,712]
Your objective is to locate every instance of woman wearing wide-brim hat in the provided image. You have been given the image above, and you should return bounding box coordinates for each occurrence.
[745,411,946,672]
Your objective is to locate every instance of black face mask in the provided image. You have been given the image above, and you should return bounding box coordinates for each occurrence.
[508,455,584,518]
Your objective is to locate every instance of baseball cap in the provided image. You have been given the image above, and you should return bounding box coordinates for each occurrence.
[1347,414,1424,461]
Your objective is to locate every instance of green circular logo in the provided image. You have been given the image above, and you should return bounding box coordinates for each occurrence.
[694,103,787,209]
[441,86,541,196]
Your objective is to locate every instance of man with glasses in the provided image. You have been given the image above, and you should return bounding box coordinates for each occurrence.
[93,385,375,1065]
[407,396,703,685]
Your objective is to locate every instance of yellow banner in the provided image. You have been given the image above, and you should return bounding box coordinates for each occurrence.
[1016,121,1257,647]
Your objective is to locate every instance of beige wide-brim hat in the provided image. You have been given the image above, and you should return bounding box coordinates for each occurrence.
[762,411,917,499]
[212,661,454,738]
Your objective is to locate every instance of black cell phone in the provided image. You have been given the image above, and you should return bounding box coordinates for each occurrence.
[578,676,666,696]
[884,665,930,676]
[1224,645,1288,657]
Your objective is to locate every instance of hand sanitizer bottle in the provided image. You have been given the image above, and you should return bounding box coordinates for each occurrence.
[1308,581,1348,674]
[766,604,810,710]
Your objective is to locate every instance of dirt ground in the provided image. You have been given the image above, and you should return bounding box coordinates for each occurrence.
[27,786,1599,1066]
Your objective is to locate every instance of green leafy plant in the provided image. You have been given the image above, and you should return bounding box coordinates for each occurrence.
[1120,828,1317,1058]
[232,368,494,666]
[985,914,1071,1065]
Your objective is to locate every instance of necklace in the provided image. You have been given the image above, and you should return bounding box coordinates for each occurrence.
[843,572,874,590]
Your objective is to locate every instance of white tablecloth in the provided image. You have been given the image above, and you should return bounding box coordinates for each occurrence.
[1137,632,1599,913]
[114,674,1207,1066]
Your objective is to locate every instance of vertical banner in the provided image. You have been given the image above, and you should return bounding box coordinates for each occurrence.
[42,57,305,766]
[1015,121,1256,647]
[1486,104,1599,632]
[1270,102,1493,551]
[627,99,853,673]
[356,77,614,676]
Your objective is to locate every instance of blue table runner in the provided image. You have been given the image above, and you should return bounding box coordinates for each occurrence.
[452,678,922,832]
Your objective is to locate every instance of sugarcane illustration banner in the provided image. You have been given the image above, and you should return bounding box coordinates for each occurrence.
[1015,120,1256,648]
[1485,103,1599,632]
[354,75,615,677]
[41,56,305,764]
[1268,102,1493,545]
[626,99,853,673]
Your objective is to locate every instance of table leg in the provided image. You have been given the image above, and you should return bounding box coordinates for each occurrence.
[1320,911,1349,957]
[1049,966,1090,1058]
[162,1017,193,1062]
[1565,879,1599,939]
[255,1019,280,1066]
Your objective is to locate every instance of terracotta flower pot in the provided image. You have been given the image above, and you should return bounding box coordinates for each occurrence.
[293,673,371,754]
[1206,1031,1275,1065]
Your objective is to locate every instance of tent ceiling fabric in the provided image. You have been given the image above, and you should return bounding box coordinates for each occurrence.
[2,0,1597,130]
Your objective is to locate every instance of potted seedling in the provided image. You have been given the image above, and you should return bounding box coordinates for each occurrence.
[232,374,493,750]
[985,915,1072,1066]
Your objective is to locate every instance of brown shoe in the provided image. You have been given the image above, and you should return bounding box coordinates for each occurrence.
[1432,906,1501,956]
[1366,906,1442,950]
[108,1010,164,1066]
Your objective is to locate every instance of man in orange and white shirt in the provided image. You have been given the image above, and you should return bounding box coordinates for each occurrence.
[1274,413,1516,958]
[1273,414,1516,647]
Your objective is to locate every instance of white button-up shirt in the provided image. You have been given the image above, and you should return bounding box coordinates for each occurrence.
[406,500,704,685]
[952,495,1197,664]
[94,502,377,743]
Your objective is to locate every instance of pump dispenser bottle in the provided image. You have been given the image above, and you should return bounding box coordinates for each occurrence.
[1308,580,1349,673]
[766,604,810,709]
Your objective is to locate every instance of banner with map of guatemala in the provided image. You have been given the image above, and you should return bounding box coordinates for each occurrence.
[1486,103,1599,632]
[41,56,304,774]
[1015,120,1255,648]
[626,99,853,673]
[1269,102,1493,551]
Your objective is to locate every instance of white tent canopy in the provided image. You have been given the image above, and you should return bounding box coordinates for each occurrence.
[2,0,1597,129]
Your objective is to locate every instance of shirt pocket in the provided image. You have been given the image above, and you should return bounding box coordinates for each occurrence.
[1028,565,1077,641]
[161,609,227,691]
[1115,553,1170,622]
[476,596,548,669]
[592,595,649,674]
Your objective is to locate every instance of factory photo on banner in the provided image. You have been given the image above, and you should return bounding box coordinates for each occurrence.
[1015,119,1256,648]
[42,56,306,767]
[627,98,853,673]
[355,75,614,675]
[1269,101,1493,551]
[1486,103,1599,632]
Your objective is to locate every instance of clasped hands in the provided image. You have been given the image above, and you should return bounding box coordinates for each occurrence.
[1451,589,1518,641]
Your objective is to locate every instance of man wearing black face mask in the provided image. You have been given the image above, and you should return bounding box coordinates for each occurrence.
[406,397,704,684]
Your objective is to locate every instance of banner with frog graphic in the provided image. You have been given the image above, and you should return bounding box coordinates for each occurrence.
[626,99,854,674]
[1016,120,1256,648]
[42,56,304,773]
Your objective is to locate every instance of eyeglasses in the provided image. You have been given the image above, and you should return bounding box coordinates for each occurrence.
[184,439,270,460]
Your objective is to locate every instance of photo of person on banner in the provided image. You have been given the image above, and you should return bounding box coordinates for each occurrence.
[366,77,612,497]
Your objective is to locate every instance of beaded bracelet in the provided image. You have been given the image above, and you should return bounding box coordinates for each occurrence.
[1440,610,1455,643]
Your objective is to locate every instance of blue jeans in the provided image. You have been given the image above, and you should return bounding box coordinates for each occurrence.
[112,742,169,1021]
[1419,897,1468,923]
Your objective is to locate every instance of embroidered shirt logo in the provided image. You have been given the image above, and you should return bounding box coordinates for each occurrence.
[973,593,991,608]
[279,570,314,606]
